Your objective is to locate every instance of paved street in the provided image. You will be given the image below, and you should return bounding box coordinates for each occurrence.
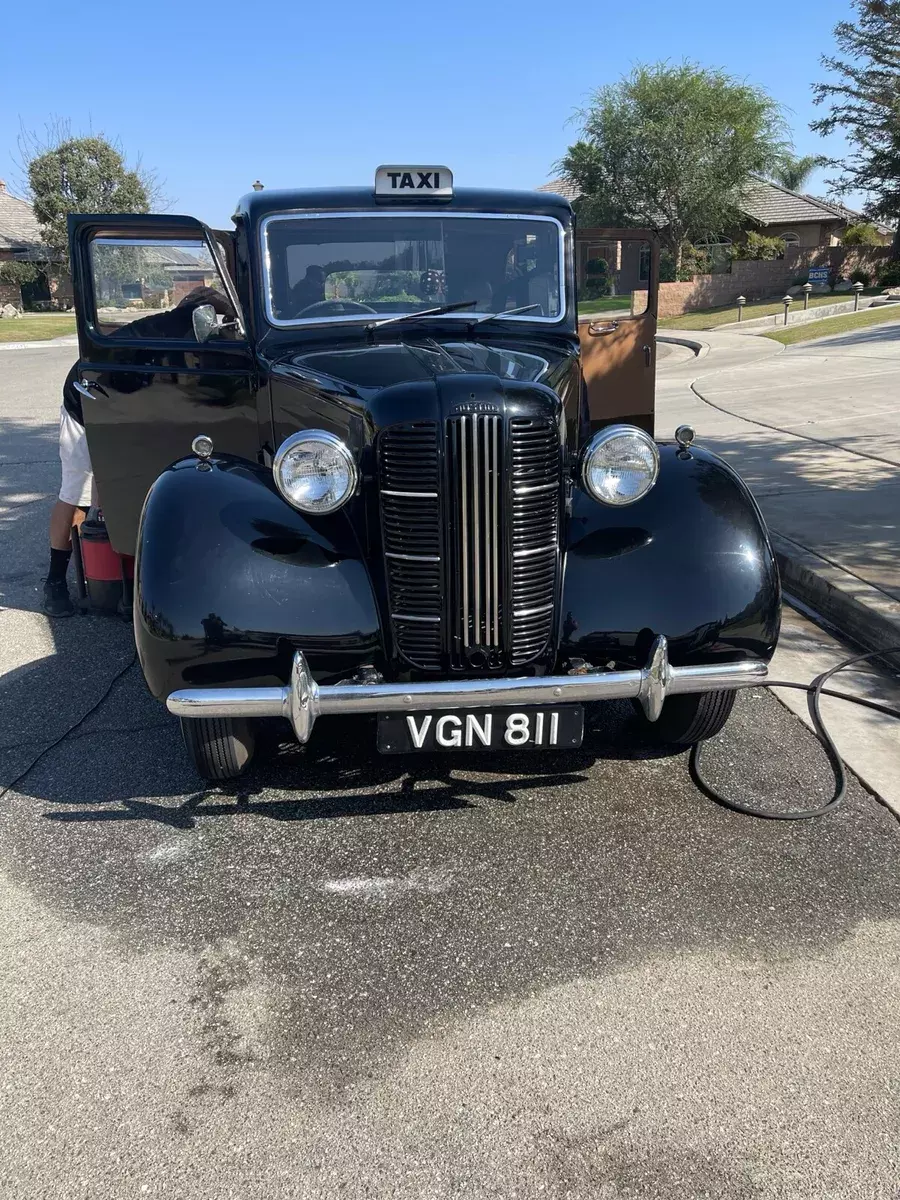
[1,344,900,1199]
[658,320,900,601]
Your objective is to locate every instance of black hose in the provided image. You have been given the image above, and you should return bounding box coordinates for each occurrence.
[690,647,900,820]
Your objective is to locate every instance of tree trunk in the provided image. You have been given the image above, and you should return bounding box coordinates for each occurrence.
[892,223,900,262]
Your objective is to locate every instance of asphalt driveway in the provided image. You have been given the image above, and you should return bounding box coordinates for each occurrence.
[1,345,899,1199]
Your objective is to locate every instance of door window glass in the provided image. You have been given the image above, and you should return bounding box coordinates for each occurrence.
[88,237,236,338]
[579,238,652,315]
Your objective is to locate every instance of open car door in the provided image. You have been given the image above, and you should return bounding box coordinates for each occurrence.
[68,214,261,555]
[576,229,659,436]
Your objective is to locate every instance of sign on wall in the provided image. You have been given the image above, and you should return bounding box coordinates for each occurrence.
[807,267,831,284]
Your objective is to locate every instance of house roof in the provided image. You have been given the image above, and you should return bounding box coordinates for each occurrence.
[802,195,895,236]
[536,175,855,229]
[536,179,580,204]
[0,185,44,251]
[739,178,843,226]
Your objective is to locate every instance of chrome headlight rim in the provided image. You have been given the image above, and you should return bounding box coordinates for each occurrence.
[580,423,660,507]
[273,429,359,515]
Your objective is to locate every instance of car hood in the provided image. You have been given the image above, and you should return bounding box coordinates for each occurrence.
[271,338,567,401]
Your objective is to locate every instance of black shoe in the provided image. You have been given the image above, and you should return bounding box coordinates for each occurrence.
[43,578,75,617]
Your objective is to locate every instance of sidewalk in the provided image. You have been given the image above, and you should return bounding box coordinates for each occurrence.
[656,322,900,655]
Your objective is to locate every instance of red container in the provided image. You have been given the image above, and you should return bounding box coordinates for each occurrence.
[75,512,134,614]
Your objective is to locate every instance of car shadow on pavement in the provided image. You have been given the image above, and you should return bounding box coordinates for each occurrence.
[2,604,899,1105]
[0,602,678,825]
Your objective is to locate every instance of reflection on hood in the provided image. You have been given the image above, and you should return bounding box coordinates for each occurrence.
[283,340,554,397]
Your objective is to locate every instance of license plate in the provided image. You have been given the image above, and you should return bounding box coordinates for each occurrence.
[377,705,584,754]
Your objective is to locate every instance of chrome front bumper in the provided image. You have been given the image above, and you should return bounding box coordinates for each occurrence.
[167,636,768,746]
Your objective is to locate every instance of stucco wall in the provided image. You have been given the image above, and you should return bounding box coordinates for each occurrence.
[764,222,829,248]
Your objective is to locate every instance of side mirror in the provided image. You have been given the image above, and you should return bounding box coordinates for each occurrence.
[191,303,218,343]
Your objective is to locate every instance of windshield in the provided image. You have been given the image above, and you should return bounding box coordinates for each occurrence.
[262,213,565,326]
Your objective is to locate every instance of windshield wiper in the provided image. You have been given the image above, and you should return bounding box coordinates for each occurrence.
[474,304,543,324]
[366,300,478,332]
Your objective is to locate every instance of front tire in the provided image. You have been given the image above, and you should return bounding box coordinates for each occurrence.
[638,690,736,745]
[180,716,256,781]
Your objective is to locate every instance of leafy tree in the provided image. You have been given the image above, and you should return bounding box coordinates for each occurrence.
[769,152,825,192]
[17,121,165,274]
[559,63,787,271]
[842,221,884,245]
[811,0,900,258]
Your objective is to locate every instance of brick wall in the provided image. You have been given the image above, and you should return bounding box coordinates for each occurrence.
[633,245,892,318]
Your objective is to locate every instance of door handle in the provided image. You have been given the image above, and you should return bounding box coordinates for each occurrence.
[74,378,107,400]
[643,344,652,366]
[588,320,619,336]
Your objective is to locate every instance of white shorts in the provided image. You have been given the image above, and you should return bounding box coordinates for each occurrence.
[58,405,95,507]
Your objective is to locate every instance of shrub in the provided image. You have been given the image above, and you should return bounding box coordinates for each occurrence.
[0,260,41,286]
[739,231,787,261]
[877,261,900,288]
[658,249,696,283]
[849,268,872,286]
[842,223,882,247]
[582,257,611,298]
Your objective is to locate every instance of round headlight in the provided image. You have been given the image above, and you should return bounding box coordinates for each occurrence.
[581,424,659,506]
[273,430,358,515]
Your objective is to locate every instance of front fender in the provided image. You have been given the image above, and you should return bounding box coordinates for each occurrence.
[559,443,781,668]
[134,454,382,700]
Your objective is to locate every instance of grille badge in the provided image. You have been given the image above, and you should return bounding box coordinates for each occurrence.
[449,400,501,415]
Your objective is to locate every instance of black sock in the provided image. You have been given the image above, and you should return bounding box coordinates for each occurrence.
[47,547,72,583]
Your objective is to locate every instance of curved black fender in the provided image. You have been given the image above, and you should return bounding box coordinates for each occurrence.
[134,454,382,700]
[559,443,781,669]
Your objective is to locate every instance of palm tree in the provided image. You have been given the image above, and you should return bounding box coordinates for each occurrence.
[770,153,825,193]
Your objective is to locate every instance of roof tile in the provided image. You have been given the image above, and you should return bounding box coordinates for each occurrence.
[0,189,43,250]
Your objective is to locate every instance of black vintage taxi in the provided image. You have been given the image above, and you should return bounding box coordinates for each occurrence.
[67,166,780,780]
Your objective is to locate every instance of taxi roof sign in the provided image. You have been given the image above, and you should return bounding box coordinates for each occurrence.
[375,165,453,198]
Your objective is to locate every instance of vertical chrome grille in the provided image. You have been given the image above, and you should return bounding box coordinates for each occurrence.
[509,417,560,665]
[378,422,443,670]
[449,415,502,660]
[379,409,560,674]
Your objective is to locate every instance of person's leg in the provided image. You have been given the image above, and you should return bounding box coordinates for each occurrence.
[44,407,93,617]
[49,499,78,551]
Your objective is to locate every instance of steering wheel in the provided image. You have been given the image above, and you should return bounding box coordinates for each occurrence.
[296,299,377,318]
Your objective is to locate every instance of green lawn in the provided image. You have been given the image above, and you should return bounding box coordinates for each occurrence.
[0,313,77,343]
[658,290,881,331]
[577,296,632,315]
[762,303,900,345]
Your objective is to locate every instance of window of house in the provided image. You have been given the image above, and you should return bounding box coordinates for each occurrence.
[781,232,801,249]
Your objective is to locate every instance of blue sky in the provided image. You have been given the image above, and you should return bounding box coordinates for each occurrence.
[1,0,860,226]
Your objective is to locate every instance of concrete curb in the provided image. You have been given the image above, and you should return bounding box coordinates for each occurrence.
[771,532,900,657]
[716,297,877,333]
[0,335,78,351]
[656,333,709,358]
